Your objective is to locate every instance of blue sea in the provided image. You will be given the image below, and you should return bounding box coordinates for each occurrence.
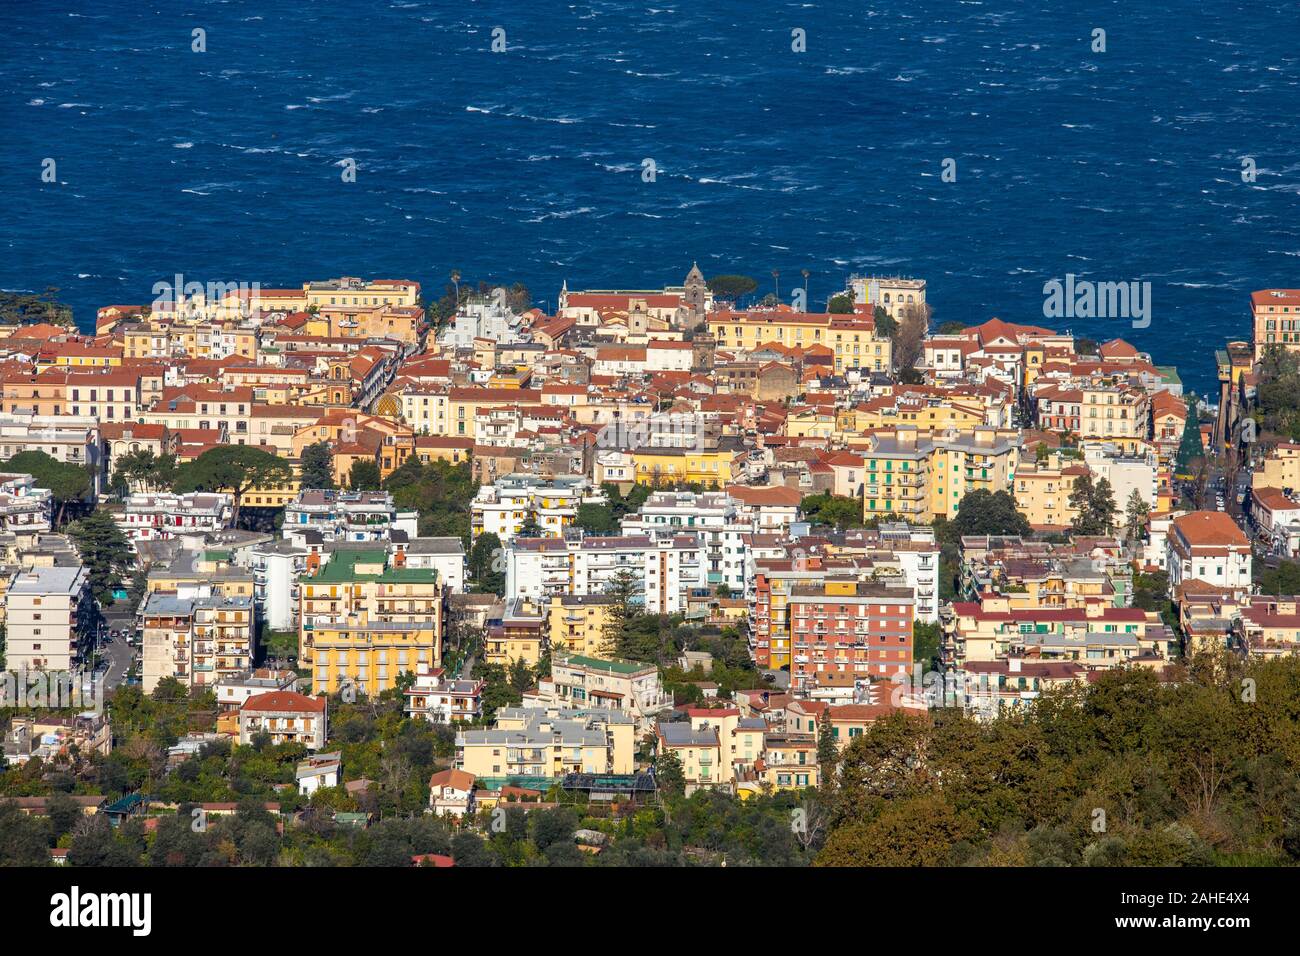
[3,0,1299,396]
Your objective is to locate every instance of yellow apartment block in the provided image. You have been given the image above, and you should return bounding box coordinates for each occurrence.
[630,446,740,487]
[862,427,1021,522]
[1013,455,1089,530]
[1254,443,1300,492]
[707,312,893,373]
[546,595,614,657]
[299,549,443,696]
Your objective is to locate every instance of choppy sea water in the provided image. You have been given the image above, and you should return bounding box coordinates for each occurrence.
[3,0,1300,395]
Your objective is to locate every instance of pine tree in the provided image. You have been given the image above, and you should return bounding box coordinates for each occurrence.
[299,442,336,490]
[66,510,134,603]
[817,717,839,789]
[600,568,639,658]
[1125,489,1151,546]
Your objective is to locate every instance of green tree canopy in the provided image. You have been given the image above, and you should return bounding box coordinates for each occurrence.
[468,532,505,595]
[951,489,1031,539]
[2,450,92,525]
[827,293,854,314]
[348,459,381,492]
[173,445,292,527]
[800,492,865,530]
[299,441,335,491]
[111,449,177,496]
[575,502,617,534]
[0,288,74,327]
[66,509,134,603]
[1069,473,1118,536]
[705,275,758,301]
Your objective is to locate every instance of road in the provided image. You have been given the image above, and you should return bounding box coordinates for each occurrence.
[101,636,134,690]
[97,605,139,691]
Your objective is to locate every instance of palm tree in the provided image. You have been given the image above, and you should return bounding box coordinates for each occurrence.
[771,269,781,304]
[450,269,461,308]
[801,269,810,311]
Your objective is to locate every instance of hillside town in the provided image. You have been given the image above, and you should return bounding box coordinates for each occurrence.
[0,268,1296,869]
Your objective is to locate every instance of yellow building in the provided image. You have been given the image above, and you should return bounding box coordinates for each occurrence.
[708,311,893,373]
[737,734,819,798]
[146,551,255,600]
[1013,454,1089,531]
[304,277,421,311]
[862,427,1022,522]
[457,707,636,779]
[236,472,302,509]
[45,344,123,369]
[784,408,838,440]
[1253,443,1300,492]
[546,595,614,657]
[299,550,443,696]
[850,398,985,436]
[630,445,741,487]
[319,304,423,346]
[484,597,545,667]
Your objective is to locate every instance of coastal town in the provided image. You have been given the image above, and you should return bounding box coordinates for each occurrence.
[0,267,1295,869]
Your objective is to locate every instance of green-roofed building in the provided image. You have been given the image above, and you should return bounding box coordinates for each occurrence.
[299,548,443,699]
[542,652,672,733]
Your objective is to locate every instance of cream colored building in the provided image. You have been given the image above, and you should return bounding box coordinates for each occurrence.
[1014,455,1088,530]
[4,566,91,673]
[456,706,636,779]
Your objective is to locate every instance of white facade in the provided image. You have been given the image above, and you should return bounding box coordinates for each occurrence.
[506,533,707,613]
[282,489,416,546]
[117,491,233,546]
[394,537,466,592]
[1166,512,1252,591]
[439,294,525,349]
[4,566,91,673]
[620,490,752,594]
[1082,443,1158,510]
[471,474,604,542]
[646,342,695,372]
[297,754,341,795]
[241,541,309,632]
[0,473,52,536]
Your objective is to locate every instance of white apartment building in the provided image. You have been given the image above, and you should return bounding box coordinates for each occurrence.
[282,489,417,546]
[403,666,483,724]
[116,491,233,546]
[0,473,52,536]
[620,490,753,594]
[866,523,943,624]
[1081,442,1158,509]
[0,414,102,494]
[471,474,605,542]
[506,532,707,614]
[4,566,92,673]
[390,536,466,592]
[238,691,328,750]
[850,275,927,319]
[240,539,310,632]
[438,293,526,349]
[1166,510,1252,591]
